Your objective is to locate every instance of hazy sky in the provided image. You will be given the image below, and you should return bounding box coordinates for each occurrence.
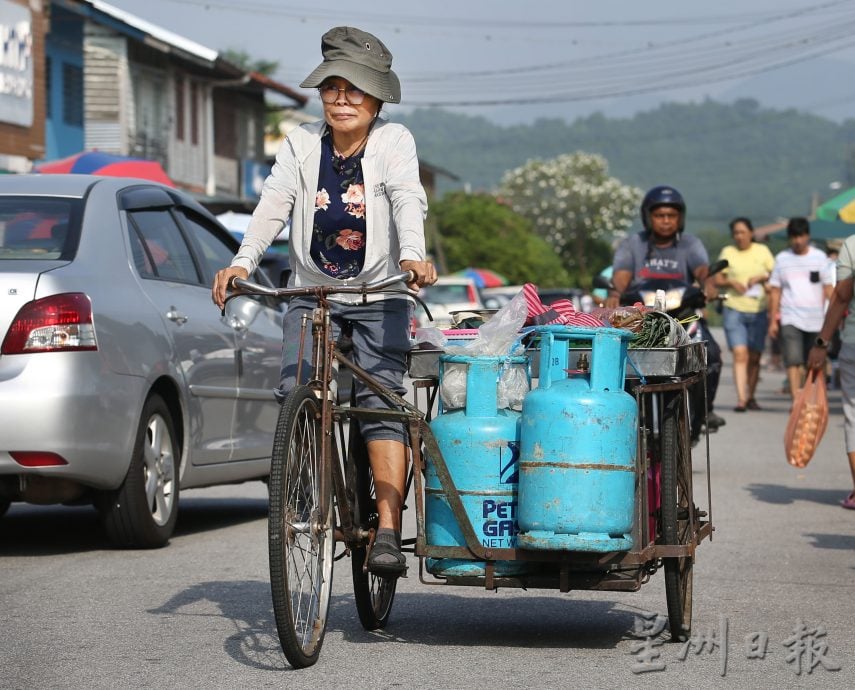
[103,0,855,123]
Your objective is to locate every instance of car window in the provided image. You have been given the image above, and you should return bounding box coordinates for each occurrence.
[0,197,81,260]
[128,209,201,284]
[178,209,281,309]
[177,210,236,283]
[422,283,474,304]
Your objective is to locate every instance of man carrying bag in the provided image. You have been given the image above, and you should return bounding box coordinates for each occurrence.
[806,233,855,510]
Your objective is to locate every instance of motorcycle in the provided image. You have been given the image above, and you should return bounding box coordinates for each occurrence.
[593,259,728,438]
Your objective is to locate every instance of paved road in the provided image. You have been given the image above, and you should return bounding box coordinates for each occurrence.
[3,332,854,687]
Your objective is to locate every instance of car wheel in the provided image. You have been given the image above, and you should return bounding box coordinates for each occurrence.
[97,394,180,548]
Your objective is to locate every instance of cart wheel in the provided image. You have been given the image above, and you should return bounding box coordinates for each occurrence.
[661,392,694,642]
[268,385,334,668]
[349,422,398,630]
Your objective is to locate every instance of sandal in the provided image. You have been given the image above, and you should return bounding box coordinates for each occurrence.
[747,399,761,411]
[367,540,408,577]
[733,404,747,412]
[841,492,855,510]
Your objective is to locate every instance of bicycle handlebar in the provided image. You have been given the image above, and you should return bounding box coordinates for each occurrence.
[223,269,433,322]
[227,270,416,299]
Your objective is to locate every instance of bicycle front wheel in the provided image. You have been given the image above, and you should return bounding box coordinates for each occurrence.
[268,385,334,668]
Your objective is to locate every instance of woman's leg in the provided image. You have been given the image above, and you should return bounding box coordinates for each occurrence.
[747,350,763,401]
[367,439,407,531]
[745,310,768,405]
[732,345,749,406]
[847,452,855,498]
[723,307,748,407]
[344,299,412,548]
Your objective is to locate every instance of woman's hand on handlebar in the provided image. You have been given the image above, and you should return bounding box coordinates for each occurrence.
[212,266,248,309]
[400,260,437,291]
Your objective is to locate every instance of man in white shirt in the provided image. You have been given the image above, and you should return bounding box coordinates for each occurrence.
[807,233,855,510]
[768,217,834,398]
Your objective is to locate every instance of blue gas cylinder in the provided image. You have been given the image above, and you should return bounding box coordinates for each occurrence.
[425,354,530,577]
[518,325,638,552]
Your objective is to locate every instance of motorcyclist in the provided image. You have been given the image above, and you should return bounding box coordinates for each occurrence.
[607,185,725,433]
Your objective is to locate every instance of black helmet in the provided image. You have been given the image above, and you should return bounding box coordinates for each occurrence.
[641,185,686,233]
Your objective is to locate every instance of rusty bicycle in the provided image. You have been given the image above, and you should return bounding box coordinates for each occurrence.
[224,272,713,669]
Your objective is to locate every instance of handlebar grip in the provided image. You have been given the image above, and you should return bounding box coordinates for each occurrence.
[227,275,242,291]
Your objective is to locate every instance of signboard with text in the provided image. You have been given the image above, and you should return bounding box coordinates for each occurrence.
[0,0,33,127]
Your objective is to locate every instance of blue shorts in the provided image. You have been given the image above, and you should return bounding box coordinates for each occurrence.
[722,306,768,352]
[276,297,412,444]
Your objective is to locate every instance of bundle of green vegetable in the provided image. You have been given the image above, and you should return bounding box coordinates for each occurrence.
[629,311,688,349]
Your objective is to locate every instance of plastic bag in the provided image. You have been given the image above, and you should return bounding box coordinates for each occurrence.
[588,305,648,333]
[445,290,529,357]
[413,326,446,349]
[784,370,829,468]
[440,360,529,411]
[497,362,529,409]
[440,291,530,409]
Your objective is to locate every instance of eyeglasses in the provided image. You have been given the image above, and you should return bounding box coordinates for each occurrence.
[319,84,366,105]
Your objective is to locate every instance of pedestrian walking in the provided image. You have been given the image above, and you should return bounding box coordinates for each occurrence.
[716,217,775,411]
[767,217,834,398]
[806,233,855,510]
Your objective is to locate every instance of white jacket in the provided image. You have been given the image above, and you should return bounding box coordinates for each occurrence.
[231,119,428,303]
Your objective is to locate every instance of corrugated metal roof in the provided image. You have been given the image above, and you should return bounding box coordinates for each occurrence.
[88,0,218,64]
[79,1,306,105]
[247,71,307,106]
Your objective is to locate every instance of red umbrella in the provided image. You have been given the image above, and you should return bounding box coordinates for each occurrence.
[36,151,175,187]
[455,267,509,288]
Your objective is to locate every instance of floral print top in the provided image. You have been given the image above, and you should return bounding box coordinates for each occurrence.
[310,131,367,279]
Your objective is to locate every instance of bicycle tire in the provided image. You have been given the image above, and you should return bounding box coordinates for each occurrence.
[268,385,334,668]
[349,422,398,630]
[661,392,694,643]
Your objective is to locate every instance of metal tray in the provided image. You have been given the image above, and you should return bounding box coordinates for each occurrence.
[407,348,444,380]
[582,342,707,378]
[408,341,706,380]
[629,342,707,377]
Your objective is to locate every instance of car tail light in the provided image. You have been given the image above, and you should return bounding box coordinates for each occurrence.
[1,293,97,354]
[10,451,69,467]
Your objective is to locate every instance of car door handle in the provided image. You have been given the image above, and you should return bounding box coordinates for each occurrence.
[166,307,188,325]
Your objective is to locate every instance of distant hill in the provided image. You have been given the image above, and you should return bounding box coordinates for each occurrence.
[394,98,855,233]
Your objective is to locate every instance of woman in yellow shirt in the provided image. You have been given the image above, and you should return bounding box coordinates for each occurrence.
[716,217,776,411]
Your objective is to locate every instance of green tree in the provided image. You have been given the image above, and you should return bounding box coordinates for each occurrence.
[497,152,641,283]
[220,49,278,77]
[220,49,283,136]
[430,192,573,287]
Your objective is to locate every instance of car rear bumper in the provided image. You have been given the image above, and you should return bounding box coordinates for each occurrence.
[0,351,144,489]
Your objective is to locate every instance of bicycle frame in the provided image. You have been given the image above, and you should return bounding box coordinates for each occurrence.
[225,272,429,552]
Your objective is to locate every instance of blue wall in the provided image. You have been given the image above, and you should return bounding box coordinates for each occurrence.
[44,6,84,160]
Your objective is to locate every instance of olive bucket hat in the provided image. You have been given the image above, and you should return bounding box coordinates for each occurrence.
[300,26,401,103]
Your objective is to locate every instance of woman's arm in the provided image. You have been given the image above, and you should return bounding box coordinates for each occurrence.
[231,139,299,275]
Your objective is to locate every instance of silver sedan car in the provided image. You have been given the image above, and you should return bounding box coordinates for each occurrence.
[0,175,284,547]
